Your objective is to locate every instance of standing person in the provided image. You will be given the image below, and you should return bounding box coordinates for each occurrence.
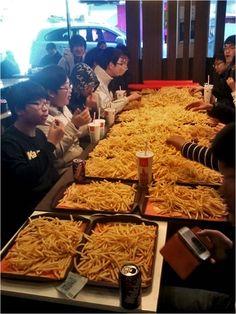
[1,80,64,247]
[31,65,91,175]
[0,50,20,78]
[84,47,103,70]
[39,43,62,67]
[69,62,99,114]
[94,47,141,117]
[58,34,87,77]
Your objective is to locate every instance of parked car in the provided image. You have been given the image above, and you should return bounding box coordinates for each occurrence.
[30,22,126,67]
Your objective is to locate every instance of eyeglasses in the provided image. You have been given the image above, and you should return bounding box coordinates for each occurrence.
[59,84,73,91]
[223,44,235,51]
[27,100,49,108]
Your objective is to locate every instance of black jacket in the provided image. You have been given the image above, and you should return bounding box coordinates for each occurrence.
[1,126,59,246]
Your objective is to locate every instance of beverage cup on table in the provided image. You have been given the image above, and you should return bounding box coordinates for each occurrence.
[94,118,105,139]
[203,84,213,104]
[116,89,126,99]
[104,108,115,127]
[88,122,100,143]
[136,151,154,186]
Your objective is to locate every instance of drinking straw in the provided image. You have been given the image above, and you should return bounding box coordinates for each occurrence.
[207,75,210,85]
[98,107,101,120]
[93,112,96,121]
[145,143,148,156]
[119,85,121,90]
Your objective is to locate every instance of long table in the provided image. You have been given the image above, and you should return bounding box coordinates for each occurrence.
[1,156,168,312]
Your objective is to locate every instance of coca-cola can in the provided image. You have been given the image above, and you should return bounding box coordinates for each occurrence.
[119,264,141,309]
[72,159,86,183]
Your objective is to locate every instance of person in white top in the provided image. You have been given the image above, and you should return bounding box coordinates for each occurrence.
[31,65,91,175]
[94,47,141,117]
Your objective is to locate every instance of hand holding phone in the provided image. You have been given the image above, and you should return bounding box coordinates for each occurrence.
[178,227,211,261]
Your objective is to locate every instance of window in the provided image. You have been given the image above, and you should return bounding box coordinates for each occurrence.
[45,29,72,41]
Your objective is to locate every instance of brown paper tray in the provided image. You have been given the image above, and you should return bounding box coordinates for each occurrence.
[51,178,141,215]
[0,213,90,282]
[74,214,159,288]
[139,185,228,223]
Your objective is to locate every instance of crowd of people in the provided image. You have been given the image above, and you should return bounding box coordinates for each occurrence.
[1,33,235,312]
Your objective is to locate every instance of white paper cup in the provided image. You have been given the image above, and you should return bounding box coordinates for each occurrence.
[136,151,154,185]
[204,84,213,103]
[104,108,115,126]
[88,122,100,143]
[116,90,126,99]
[94,119,105,139]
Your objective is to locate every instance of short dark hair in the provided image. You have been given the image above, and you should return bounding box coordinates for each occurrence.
[6,80,47,120]
[69,35,87,51]
[31,65,67,93]
[84,47,103,69]
[213,51,226,63]
[211,123,235,168]
[224,35,236,46]
[46,43,57,51]
[97,47,126,70]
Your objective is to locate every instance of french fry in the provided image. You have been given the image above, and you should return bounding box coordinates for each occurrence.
[74,223,157,287]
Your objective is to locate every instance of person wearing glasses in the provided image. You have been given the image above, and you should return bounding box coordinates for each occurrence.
[1,80,64,247]
[93,47,141,117]
[31,65,91,175]
[185,36,235,124]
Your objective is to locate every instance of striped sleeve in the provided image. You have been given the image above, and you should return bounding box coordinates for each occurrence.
[181,142,219,171]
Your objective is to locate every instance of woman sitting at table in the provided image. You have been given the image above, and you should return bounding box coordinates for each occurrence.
[31,65,92,175]
[1,80,64,247]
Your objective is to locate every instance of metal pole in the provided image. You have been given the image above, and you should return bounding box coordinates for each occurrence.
[66,0,71,43]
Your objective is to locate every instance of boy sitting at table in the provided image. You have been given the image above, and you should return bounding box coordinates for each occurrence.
[1,80,64,247]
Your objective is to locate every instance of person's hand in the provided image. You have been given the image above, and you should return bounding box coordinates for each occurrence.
[197,229,233,264]
[127,92,142,102]
[84,93,98,110]
[208,117,220,127]
[226,77,235,92]
[189,85,204,96]
[214,122,225,133]
[47,119,65,146]
[209,122,226,141]
[166,135,188,151]
[71,107,92,129]
[185,100,213,111]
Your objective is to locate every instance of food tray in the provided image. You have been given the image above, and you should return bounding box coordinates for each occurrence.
[51,178,141,215]
[0,213,90,281]
[139,184,228,222]
[74,214,159,288]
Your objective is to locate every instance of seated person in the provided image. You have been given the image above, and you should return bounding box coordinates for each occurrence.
[39,43,62,67]
[31,65,91,175]
[69,62,99,114]
[159,123,235,313]
[108,44,132,97]
[94,47,141,117]
[58,34,87,77]
[186,36,235,123]
[1,80,64,247]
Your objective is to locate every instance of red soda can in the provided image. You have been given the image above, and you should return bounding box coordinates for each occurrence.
[72,159,86,183]
[119,264,141,309]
